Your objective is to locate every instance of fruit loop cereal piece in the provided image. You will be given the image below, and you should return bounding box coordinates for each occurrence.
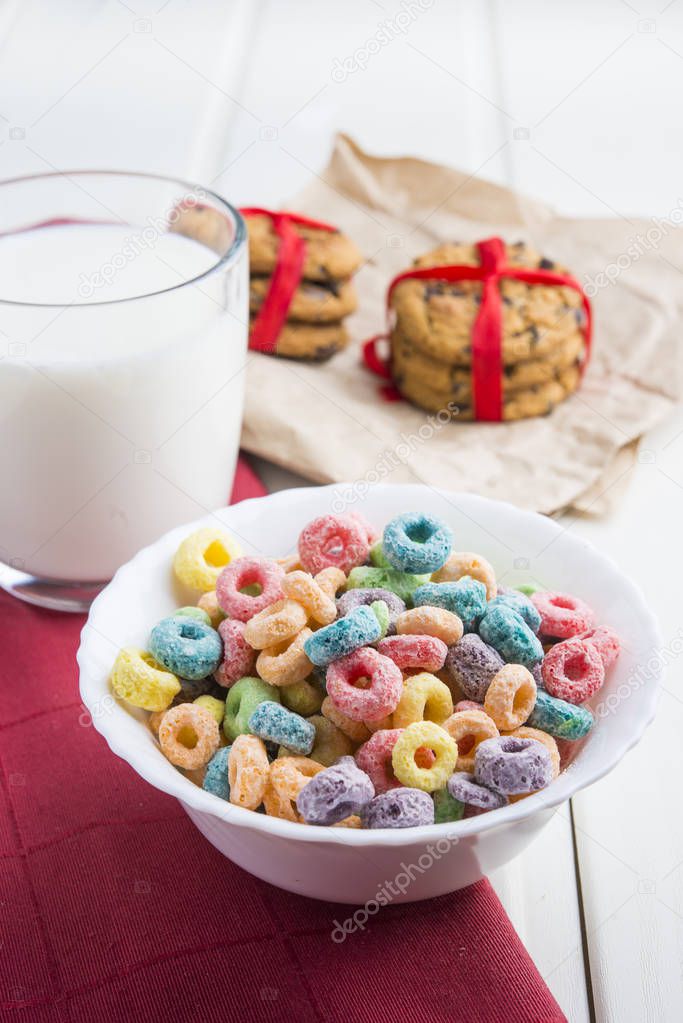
[542,637,605,704]
[507,726,560,779]
[382,512,453,574]
[479,605,544,669]
[442,709,500,771]
[296,756,375,825]
[443,634,504,703]
[228,735,269,809]
[281,570,337,625]
[223,676,281,741]
[202,745,231,801]
[256,627,313,687]
[173,606,212,626]
[337,587,406,631]
[148,710,164,736]
[355,728,404,793]
[110,647,180,711]
[531,590,595,639]
[391,720,458,792]
[193,695,225,725]
[263,756,324,821]
[395,606,464,646]
[349,510,380,545]
[455,700,485,713]
[158,703,220,770]
[377,634,448,673]
[298,514,369,575]
[214,619,256,688]
[314,566,347,599]
[488,589,541,633]
[392,672,453,728]
[579,624,621,668]
[325,646,403,722]
[527,689,594,740]
[361,788,435,828]
[484,664,537,731]
[413,578,487,633]
[321,696,371,743]
[371,600,390,639]
[433,787,465,823]
[447,772,508,810]
[215,556,284,622]
[345,566,430,605]
[306,714,354,765]
[474,736,553,795]
[281,678,324,716]
[170,676,218,706]
[248,700,316,754]
[432,551,498,601]
[277,552,303,573]
[244,599,308,650]
[197,590,225,627]
[173,527,242,592]
[369,541,392,568]
[149,616,222,681]
[303,605,381,667]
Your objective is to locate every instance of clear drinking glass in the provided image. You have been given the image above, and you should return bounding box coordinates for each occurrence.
[0,171,248,611]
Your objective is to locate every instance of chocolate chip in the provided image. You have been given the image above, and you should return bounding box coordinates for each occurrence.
[574,308,586,327]
[539,257,555,270]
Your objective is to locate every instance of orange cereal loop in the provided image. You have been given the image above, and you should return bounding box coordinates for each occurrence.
[321,696,371,743]
[315,566,346,598]
[432,551,497,600]
[442,709,499,771]
[243,598,308,650]
[392,671,453,728]
[228,735,270,809]
[256,627,313,686]
[281,571,337,625]
[484,664,537,731]
[173,527,242,592]
[197,590,225,628]
[278,552,303,572]
[333,815,362,828]
[148,710,164,737]
[263,756,324,821]
[263,777,299,821]
[158,704,220,770]
[365,714,394,733]
[395,606,464,646]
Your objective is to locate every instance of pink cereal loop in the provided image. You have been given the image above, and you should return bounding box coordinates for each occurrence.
[214,618,256,687]
[377,634,448,672]
[531,590,595,639]
[281,570,338,625]
[256,627,313,686]
[215,556,284,622]
[326,646,403,722]
[298,514,369,575]
[243,598,308,650]
[355,728,404,793]
[158,704,220,770]
[228,735,270,809]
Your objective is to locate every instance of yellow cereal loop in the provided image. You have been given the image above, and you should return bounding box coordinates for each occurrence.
[256,627,313,686]
[228,735,270,809]
[281,678,325,716]
[432,551,497,600]
[243,599,308,650]
[442,709,499,771]
[173,527,242,592]
[110,647,180,712]
[197,590,226,627]
[193,695,225,726]
[391,721,458,792]
[392,672,453,728]
[314,566,347,599]
[321,696,371,743]
[484,664,537,731]
[306,714,354,766]
[395,606,464,646]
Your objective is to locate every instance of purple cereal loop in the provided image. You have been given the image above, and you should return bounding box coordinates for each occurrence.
[447,771,508,810]
[336,587,406,633]
[361,788,435,829]
[296,756,374,825]
[443,633,504,702]
[474,736,553,795]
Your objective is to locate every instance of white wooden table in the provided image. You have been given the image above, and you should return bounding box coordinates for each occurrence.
[3,2,683,1018]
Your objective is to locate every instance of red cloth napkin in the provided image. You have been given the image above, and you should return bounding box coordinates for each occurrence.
[1,455,566,1023]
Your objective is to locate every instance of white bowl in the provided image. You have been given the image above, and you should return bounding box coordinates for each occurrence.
[78,484,662,904]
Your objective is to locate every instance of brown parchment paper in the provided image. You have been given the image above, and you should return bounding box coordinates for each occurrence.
[241,135,683,515]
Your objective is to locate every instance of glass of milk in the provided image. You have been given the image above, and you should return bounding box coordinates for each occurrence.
[0,171,249,611]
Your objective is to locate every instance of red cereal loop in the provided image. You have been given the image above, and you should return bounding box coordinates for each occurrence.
[578,624,620,668]
[531,590,595,639]
[214,619,256,687]
[215,556,284,622]
[355,728,403,793]
[298,514,370,575]
[455,700,485,713]
[326,646,403,722]
[376,634,448,672]
[348,510,380,545]
[542,637,605,704]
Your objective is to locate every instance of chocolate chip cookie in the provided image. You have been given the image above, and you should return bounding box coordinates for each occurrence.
[245,213,362,282]
[252,319,349,362]
[250,276,358,323]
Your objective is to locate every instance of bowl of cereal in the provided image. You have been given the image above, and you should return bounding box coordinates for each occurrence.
[78,484,661,903]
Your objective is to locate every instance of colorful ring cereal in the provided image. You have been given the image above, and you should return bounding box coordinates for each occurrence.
[215,556,284,622]
[149,616,222,681]
[173,606,212,626]
[381,512,453,574]
[171,675,218,706]
[474,736,554,795]
[454,700,485,713]
[243,599,308,650]
[392,672,454,728]
[321,696,371,743]
[433,787,465,823]
[395,605,464,646]
[305,714,355,766]
[223,676,281,742]
[196,590,225,628]
[298,514,369,575]
[355,728,404,793]
[303,605,381,667]
[377,635,448,673]
[412,578,487,632]
[531,590,595,639]
[578,624,621,668]
[432,550,498,600]
[371,600,390,639]
[527,689,594,740]
[228,734,270,809]
[173,526,242,592]
[487,588,541,633]
[158,703,220,770]
[391,721,458,792]
[281,678,324,716]
[313,566,347,599]
[483,664,537,731]
[337,586,406,631]
[281,570,338,625]
[202,745,231,801]
[506,726,560,780]
[248,701,316,754]
[542,637,605,704]
[214,619,257,688]
[110,647,180,711]
[479,605,544,668]
[193,695,225,725]
[447,771,508,810]
[443,634,504,703]
[296,756,375,825]
[263,756,323,821]
[442,708,500,771]
[256,627,313,687]
[325,646,403,722]
[345,565,430,604]
[361,788,435,828]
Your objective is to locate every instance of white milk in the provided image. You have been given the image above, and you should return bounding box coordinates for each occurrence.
[0,223,248,581]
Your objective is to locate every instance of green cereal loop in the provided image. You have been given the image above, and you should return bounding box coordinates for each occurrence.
[369,541,392,568]
[370,600,390,639]
[306,714,354,766]
[194,695,225,725]
[173,606,212,626]
[433,787,465,824]
[223,676,281,741]
[515,583,543,597]
[346,566,430,605]
[281,678,324,716]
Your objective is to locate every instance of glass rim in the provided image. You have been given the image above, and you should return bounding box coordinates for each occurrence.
[0,169,247,309]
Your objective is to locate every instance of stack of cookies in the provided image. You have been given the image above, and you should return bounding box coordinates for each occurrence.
[389,241,587,420]
[245,212,362,361]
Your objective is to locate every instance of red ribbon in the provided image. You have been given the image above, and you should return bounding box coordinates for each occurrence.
[363,236,592,421]
[239,207,340,353]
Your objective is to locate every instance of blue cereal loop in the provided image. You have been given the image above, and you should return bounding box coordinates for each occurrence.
[248,701,316,754]
[303,604,381,667]
[412,577,487,631]
[149,615,222,680]
[382,512,453,574]
[202,745,231,800]
[487,589,541,633]
[478,604,544,669]
[527,689,594,740]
